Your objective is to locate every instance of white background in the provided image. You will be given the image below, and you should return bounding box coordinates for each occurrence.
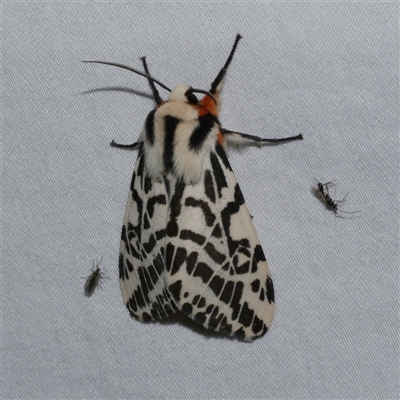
[3,2,398,399]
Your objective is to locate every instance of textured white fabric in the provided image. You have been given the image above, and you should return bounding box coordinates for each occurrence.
[3,3,398,399]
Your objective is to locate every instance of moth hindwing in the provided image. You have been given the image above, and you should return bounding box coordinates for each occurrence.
[86,35,303,340]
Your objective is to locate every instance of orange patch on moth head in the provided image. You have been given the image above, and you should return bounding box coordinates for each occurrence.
[199,94,219,116]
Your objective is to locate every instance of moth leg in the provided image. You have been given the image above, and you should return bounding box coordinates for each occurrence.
[222,128,303,144]
[140,56,162,106]
[110,140,140,149]
[210,34,243,94]
[109,57,161,149]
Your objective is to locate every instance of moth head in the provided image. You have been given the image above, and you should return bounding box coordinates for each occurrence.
[168,84,193,103]
[168,84,216,105]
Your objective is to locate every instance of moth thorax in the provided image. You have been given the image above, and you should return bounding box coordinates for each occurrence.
[168,84,192,103]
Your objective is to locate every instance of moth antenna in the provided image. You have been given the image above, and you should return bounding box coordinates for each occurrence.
[141,56,163,105]
[210,34,243,94]
[82,61,172,92]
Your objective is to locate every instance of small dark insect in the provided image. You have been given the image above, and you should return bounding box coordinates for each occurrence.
[83,257,106,297]
[314,179,360,217]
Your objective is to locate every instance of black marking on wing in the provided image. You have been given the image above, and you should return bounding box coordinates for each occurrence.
[130,190,143,244]
[209,275,224,297]
[210,152,228,198]
[118,253,125,280]
[204,242,226,264]
[182,303,193,315]
[184,197,216,227]
[238,246,251,258]
[266,276,274,303]
[132,149,145,191]
[251,279,260,292]
[220,184,246,258]
[144,175,152,194]
[220,281,235,304]
[193,263,214,283]
[147,195,167,219]
[194,312,207,325]
[166,179,185,237]
[230,282,244,320]
[171,247,187,276]
[165,243,175,273]
[155,229,166,240]
[254,244,266,262]
[215,142,233,171]
[238,302,254,328]
[251,315,264,335]
[211,224,222,238]
[204,170,216,203]
[208,307,223,330]
[169,280,182,302]
[142,234,157,254]
[163,175,171,197]
[180,230,206,246]
[235,261,250,274]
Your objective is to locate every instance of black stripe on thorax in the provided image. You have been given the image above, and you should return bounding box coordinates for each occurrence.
[189,113,219,152]
[145,110,156,145]
[164,115,180,172]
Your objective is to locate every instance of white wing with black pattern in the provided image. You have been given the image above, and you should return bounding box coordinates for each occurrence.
[164,143,274,341]
[118,148,177,321]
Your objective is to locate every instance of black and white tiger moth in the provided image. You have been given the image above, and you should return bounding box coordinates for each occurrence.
[84,34,302,341]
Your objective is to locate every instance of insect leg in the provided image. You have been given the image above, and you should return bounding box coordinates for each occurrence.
[222,129,303,144]
[110,140,140,149]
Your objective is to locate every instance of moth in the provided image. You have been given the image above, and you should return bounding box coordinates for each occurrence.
[84,35,302,340]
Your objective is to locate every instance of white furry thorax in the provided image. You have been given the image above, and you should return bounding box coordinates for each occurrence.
[141,84,220,185]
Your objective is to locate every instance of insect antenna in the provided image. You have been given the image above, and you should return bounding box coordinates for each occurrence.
[140,56,163,105]
[210,34,243,94]
[82,60,172,92]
